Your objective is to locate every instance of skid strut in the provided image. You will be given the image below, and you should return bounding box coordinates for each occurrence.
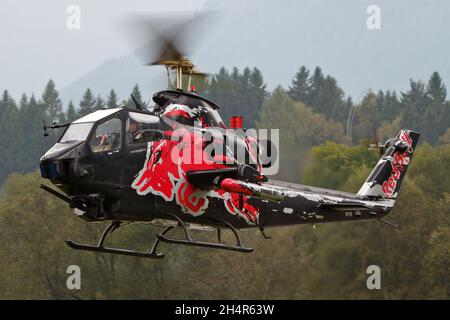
[156,213,254,253]
[66,214,254,258]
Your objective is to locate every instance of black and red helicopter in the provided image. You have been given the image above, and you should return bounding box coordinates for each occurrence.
[39,15,420,259]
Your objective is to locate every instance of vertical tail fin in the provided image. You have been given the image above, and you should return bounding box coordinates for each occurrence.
[358,129,421,200]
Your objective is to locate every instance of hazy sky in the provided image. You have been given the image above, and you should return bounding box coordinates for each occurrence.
[0,0,206,100]
[2,0,450,105]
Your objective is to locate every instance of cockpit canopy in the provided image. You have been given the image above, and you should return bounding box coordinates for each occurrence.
[153,90,226,128]
[59,108,122,144]
[162,103,225,128]
[56,90,227,156]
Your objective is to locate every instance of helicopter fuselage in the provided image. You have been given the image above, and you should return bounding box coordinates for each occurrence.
[39,91,402,232]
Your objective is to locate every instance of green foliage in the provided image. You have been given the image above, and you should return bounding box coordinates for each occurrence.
[408,143,450,199]
[66,101,77,122]
[94,95,105,111]
[106,90,119,109]
[127,84,144,108]
[304,142,378,190]
[257,87,345,180]
[42,79,63,122]
[258,87,345,145]
[288,66,309,102]
[301,142,450,299]
[287,66,352,124]
[0,90,55,184]
[78,89,96,117]
[352,72,450,145]
[203,67,268,128]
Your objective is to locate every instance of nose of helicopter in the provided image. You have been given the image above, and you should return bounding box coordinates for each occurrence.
[39,141,82,181]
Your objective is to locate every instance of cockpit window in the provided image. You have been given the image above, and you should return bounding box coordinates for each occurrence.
[204,107,226,128]
[59,123,94,143]
[90,118,121,153]
[127,112,165,144]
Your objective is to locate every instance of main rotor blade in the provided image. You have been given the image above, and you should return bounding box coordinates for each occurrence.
[116,11,215,66]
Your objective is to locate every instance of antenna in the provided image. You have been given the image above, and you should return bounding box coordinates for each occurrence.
[131,94,143,110]
[42,120,70,137]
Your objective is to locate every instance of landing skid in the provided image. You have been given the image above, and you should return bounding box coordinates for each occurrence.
[65,214,253,258]
[66,221,165,259]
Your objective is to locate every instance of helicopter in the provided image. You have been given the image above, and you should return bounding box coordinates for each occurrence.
[39,14,420,259]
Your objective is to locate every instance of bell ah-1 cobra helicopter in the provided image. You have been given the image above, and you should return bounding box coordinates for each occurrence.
[39,13,420,259]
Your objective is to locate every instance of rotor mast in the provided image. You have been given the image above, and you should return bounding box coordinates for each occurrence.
[155,57,202,90]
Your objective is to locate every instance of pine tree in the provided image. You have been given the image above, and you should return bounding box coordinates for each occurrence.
[203,67,267,128]
[0,91,19,183]
[306,66,324,107]
[128,84,144,107]
[42,79,63,122]
[241,67,251,90]
[400,80,429,137]
[94,95,105,111]
[377,90,402,122]
[231,67,239,80]
[19,94,28,109]
[288,66,310,102]
[0,90,16,117]
[107,90,119,108]
[78,88,96,117]
[425,72,448,143]
[66,101,77,122]
[427,72,446,105]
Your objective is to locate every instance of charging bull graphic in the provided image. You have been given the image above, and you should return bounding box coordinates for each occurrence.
[131,123,260,225]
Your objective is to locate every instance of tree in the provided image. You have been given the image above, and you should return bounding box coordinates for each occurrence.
[377,90,402,122]
[288,66,310,102]
[257,87,345,180]
[128,84,144,108]
[427,71,446,105]
[352,92,379,142]
[424,72,448,143]
[106,90,119,109]
[303,141,378,190]
[288,66,353,125]
[203,67,268,128]
[0,91,19,182]
[423,225,450,299]
[78,89,96,117]
[42,79,63,122]
[306,66,324,107]
[66,101,77,122]
[301,142,449,299]
[94,95,105,111]
[397,73,450,144]
[399,79,428,136]
[0,90,16,122]
[314,75,352,123]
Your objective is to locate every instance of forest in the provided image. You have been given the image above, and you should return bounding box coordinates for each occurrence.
[0,66,448,299]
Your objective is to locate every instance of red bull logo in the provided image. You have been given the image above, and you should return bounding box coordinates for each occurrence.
[131,126,260,225]
[382,130,413,198]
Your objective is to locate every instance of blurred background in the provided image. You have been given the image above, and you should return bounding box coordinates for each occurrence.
[0,0,448,299]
